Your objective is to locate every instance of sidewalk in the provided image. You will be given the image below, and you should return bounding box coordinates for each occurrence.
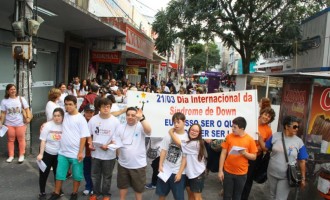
[0,116,322,200]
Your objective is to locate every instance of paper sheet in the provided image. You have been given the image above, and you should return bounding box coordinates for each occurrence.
[0,125,8,137]
[318,176,330,194]
[229,146,246,155]
[157,163,172,183]
[37,160,47,172]
[92,141,104,148]
[108,143,122,151]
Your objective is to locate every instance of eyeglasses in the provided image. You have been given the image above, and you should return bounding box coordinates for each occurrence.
[290,125,299,129]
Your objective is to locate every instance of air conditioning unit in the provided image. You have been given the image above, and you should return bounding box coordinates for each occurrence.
[12,42,32,60]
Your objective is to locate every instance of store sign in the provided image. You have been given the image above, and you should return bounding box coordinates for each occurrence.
[126,66,138,75]
[307,86,330,154]
[126,25,153,60]
[126,58,147,67]
[278,77,311,137]
[91,51,121,63]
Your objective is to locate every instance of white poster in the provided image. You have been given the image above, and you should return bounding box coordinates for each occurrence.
[126,90,258,139]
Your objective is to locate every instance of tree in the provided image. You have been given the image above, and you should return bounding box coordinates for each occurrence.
[152,10,177,79]
[161,0,326,74]
[186,42,220,73]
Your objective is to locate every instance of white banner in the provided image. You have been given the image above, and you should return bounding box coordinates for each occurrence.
[126,90,258,139]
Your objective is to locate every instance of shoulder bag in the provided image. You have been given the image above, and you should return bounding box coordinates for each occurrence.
[147,140,159,159]
[19,96,32,124]
[282,132,301,187]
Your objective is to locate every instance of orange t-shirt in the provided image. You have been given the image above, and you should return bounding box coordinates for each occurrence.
[258,124,272,142]
[221,133,258,175]
[256,124,272,153]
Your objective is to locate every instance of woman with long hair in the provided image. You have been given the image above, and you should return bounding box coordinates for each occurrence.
[169,123,207,200]
[37,108,64,199]
[78,79,89,97]
[0,84,32,163]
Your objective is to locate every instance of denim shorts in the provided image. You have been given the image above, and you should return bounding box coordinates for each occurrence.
[56,154,84,181]
[156,173,186,200]
[186,172,205,193]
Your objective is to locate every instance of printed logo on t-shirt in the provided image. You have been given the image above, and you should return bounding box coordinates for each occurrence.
[166,143,181,164]
[94,126,112,136]
[7,107,21,116]
[51,131,62,141]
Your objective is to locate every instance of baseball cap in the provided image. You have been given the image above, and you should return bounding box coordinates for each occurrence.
[84,104,95,112]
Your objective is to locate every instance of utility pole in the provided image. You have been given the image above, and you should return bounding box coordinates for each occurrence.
[12,0,42,154]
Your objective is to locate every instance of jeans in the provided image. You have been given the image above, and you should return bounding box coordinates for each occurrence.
[223,171,247,200]
[83,156,93,191]
[91,158,116,196]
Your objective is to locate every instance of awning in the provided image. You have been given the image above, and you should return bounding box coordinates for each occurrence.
[160,62,178,69]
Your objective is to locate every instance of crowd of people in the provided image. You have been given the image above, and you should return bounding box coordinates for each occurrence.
[0,76,308,200]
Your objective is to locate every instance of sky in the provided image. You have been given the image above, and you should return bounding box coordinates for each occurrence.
[135,0,170,14]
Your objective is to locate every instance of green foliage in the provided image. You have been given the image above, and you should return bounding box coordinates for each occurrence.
[158,0,326,74]
[186,42,220,73]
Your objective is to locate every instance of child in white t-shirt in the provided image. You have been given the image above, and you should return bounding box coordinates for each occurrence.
[88,98,120,199]
[156,112,188,200]
[169,123,207,200]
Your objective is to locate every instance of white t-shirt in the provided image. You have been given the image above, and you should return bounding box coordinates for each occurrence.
[39,120,62,155]
[114,95,124,103]
[110,85,118,92]
[58,93,68,110]
[1,96,29,127]
[79,88,88,96]
[88,114,120,160]
[110,103,120,113]
[182,141,206,179]
[59,113,90,159]
[117,122,148,169]
[161,132,189,174]
[73,83,80,91]
[45,101,60,121]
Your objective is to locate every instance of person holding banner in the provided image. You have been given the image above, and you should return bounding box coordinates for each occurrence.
[116,107,152,200]
[218,117,258,200]
[169,123,207,200]
[156,112,189,200]
[241,107,275,200]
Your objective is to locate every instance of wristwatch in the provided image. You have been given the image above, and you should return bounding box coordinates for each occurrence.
[140,115,145,122]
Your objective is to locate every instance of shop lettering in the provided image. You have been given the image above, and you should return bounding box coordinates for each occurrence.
[283,89,306,103]
[92,52,119,60]
[126,28,146,50]
[320,88,330,111]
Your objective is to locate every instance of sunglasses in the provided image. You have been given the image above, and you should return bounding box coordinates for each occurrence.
[290,125,299,129]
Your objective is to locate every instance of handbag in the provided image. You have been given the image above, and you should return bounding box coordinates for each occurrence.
[281,132,301,187]
[19,96,32,124]
[146,141,159,159]
[210,139,224,152]
[253,151,270,184]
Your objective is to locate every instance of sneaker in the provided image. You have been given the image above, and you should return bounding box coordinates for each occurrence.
[60,190,64,196]
[70,193,78,200]
[89,194,97,200]
[145,183,156,189]
[18,155,24,163]
[47,192,60,200]
[38,193,46,199]
[83,189,93,196]
[6,157,14,163]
